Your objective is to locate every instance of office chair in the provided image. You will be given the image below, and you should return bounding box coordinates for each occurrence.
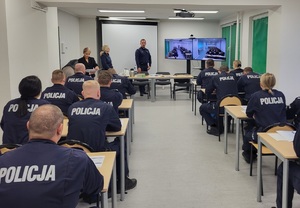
[131,72,150,99]
[155,72,172,98]
[173,73,192,100]
[0,143,22,155]
[58,139,94,153]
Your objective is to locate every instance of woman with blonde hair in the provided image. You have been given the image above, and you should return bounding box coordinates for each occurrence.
[78,47,99,77]
[100,45,113,70]
[242,73,287,163]
[230,60,244,80]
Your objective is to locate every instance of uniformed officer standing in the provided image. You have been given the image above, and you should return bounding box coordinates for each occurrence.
[0,104,103,208]
[97,70,123,113]
[230,60,244,81]
[65,63,93,97]
[41,69,79,115]
[237,67,261,104]
[242,73,287,163]
[1,75,49,144]
[200,65,238,136]
[286,96,300,128]
[67,80,137,190]
[108,68,136,99]
[135,38,152,96]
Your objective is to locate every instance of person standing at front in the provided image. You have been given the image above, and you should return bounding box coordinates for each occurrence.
[135,39,152,96]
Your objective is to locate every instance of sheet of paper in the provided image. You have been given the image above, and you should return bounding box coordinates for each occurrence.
[268,132,295,142]
[241,106,247,113]
[276,130,296,142]
[89,156,105,168]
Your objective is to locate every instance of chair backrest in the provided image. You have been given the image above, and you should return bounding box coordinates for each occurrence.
[58,139,94,153]
[263,122,296,133]
[0,144,21,155]
[173,73,190,84]
[218,94,242,108]
[156,72,171,81]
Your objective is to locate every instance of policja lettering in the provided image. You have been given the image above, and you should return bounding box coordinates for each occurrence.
[68,78,84,82]
[219,76,234,81]
[0,165,55,183]
[205,72,218,76]
[260,97,284,105]
[43,92,66,99]
[71,107,101,116]
[111,79,122,83]
[8,104,39,113]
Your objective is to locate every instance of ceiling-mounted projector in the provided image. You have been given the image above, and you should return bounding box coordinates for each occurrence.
[175,11,195,18]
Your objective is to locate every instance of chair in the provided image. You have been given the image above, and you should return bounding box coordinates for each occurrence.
[249,122,296,195]
[58,139,94,153]
[216,95,242,141]
[154,72,172,98]
[0,143,21,155]
[132,72,150,99]
[173,73,192,100]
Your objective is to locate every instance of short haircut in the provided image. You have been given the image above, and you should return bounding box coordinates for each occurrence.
[98,70,112,85]
[260,73,276,94]
[107,68,117,75]
[28,104,63,139]
[243,67,253,73]
[52,69,65,82]
[233,60,242,68]
[219,65,229,72]
[75,63,86,73]
[83,47,91,54]
[206,59,214,67]
[140,39,146,42]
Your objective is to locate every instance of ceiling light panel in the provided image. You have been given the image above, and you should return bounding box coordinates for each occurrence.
[99,10,145,13]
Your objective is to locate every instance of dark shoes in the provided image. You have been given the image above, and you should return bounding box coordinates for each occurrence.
[125,177,137,190]
[242,151,257,164]
[207,126,220,136]
[140,93,144,96]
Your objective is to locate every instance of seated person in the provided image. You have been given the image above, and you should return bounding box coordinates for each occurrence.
[41,69,79,116]
[286,96,300,128]
[65,63,93,97]
[0,104,103,207]
[108,68,136,99]
[97,70,123,113]
[237,67,261,104]
[196,59,218,103]
[67,80,137,191]
[1,75,49,144]
[230,60,244,81]
[242,73,287,163]
[276,127,300,208]
[78,47,99,77]
[200,65,238,136]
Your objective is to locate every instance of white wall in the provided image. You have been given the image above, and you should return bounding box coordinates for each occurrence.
[58,10,80,67]
[79,18,97,62]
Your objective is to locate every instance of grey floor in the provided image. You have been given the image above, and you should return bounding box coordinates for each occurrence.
[77,87,300,208]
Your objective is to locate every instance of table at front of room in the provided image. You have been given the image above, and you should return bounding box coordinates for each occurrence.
[224,105,250,171]
[129,74,193,102]
[62,118,129,201]
[257,133,298,208]
[87,152,117,208]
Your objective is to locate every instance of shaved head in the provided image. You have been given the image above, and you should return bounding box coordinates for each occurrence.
[82,80,100,100]
[75,63,86,73]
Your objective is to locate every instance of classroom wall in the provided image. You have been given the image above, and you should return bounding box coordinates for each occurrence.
[79,18,97,62]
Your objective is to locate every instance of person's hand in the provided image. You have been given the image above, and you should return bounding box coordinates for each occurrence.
[137,68,141,73]
[147,66,151,70]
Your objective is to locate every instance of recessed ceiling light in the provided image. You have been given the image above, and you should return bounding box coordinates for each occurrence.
[173,11,218,14]
[99,10,145,13]
[108,17,146,20]
[169,17,204,20]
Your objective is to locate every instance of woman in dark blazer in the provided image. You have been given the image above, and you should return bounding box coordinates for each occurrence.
[78,47,99,77]
[100,45,113,70]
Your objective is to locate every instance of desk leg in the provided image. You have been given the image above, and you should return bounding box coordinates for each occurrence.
[257,138,262,202]
[282,159,289,208]
[191,84,194,112]
[150,78,155,102]
[120,135,125,201]
[194,86,197,116]
[112,159,117,208]
[101,192,108,208]
[224,110,228,154]
[132,100,135,125]
[128,108,132,154]
[235,119,240,171]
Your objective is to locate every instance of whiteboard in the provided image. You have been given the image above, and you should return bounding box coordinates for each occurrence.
[101,22,157,74]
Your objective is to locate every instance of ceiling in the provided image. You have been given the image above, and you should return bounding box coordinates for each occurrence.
[37,2,278,21]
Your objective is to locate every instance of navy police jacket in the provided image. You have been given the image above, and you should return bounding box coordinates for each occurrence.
[206,71,238,101]
[135,47,152,70]
[67,98,121,151]
[230,68,244,81]
[100,87,123,113]
[293,128,300,157]
[237,72,261,100]
[65,73,93,96]
[41,84,79,115]
[1,98,49,144]
[246,89,286,129]
[100,52,113,70]
[78,56,98,70]
[286,96,300,126]
[110,74,136,99]
[0,139,103,208]
[196,67,218,88]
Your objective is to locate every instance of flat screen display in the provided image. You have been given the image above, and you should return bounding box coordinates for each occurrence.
[192,38,226,61]
[164,39,193,60]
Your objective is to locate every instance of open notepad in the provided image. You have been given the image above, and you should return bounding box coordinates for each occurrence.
[268,131,296,142]
[89,156,105,168]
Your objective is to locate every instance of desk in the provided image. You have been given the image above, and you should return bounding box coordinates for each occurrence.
[257,133,298,208]
[224,105,250,171]
[129,74,193,102]
[118,99,134,142]
[62,118,129,201]
[87,152,117,208]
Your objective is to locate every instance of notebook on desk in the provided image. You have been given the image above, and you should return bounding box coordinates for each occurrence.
[268,131,296,142]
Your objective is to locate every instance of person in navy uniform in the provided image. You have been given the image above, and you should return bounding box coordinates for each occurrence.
[41,69,79,116]
[276,128,300,208]
[65,63,93,97]
[196,59,218,103]
[108,68,136,99]
[237,67,261,104]
[78,47,99,77]
[286,96,300,128]
[200,65,238,136]
[230,60,244,81]
[135,38,152,96]
[242,73,287,163]
[97,70,123,113]
[1,75,49,144]
[0,104,103,208]
[67,80,137,191]
[100,45,113,70]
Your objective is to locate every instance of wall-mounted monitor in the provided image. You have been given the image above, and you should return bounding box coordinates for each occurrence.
[192,38,226,61]
[165,39,193,60]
